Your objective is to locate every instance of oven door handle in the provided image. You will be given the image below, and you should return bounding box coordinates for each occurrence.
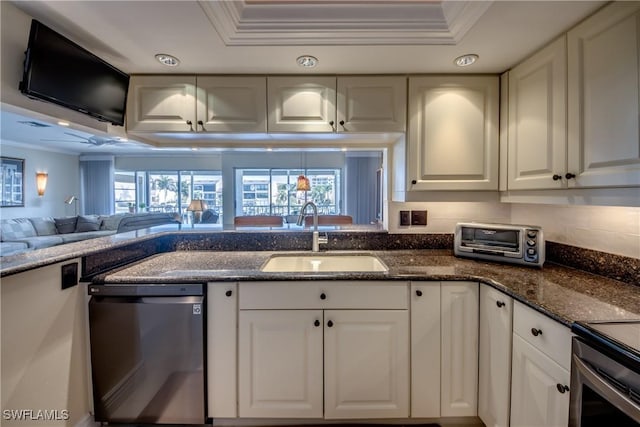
[573,354,640,423]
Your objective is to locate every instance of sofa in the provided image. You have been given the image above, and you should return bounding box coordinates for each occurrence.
[0,212,180,256]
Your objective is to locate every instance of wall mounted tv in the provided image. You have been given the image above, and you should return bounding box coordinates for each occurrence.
[19,20,130,126]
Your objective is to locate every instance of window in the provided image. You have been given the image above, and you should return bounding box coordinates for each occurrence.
[113,170,223,223]
[236,168,341,217]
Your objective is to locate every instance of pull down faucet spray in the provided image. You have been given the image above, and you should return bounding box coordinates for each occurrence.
[297,201,328,252]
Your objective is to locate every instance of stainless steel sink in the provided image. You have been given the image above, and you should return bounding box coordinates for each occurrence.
[260,253,388,273]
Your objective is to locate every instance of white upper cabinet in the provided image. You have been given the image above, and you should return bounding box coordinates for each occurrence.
[126,75,197,132]
[196,76,267,132]
[408,76,499,190]
[267,76,337,132]
[336,76,406,132]
[127,75,267,133]
[567,2,640,188]
[508,36,567,190]
[268,76,406,133]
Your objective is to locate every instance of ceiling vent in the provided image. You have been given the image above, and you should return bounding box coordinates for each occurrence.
[17,120,51,128]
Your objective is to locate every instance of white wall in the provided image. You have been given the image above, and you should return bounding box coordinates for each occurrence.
[0,143,80,219]
[511,204,640,259]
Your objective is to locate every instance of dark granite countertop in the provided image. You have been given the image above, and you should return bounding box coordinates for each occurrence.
[102,249,640,327]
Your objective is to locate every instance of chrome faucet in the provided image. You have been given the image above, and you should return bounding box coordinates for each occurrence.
[297,201,328,252]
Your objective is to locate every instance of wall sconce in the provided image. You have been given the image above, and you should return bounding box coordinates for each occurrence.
[187,199,208,224]
[36,172,48,196]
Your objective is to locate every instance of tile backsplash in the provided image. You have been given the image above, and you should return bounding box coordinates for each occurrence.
[511,204,640,259]
[389,202,639,259]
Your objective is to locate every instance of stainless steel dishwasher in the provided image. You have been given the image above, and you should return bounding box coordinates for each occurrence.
[88,283,205,424]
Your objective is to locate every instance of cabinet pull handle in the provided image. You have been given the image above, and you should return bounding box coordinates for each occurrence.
[531,328,543,337]
[225,290,232,297]
[565,173,576,180]
[552,174,562,181]
[496,300,505,308]
[197,120,205,131]
[556,384,569,394]
[314,319,320,327]
[320,292,327,300]
[327,320,334,327]
[416,290,423,297]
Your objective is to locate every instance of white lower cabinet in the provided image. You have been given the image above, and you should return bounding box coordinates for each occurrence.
[237,281,410,419]
[441,281,479,417]
[207,283,238,417]
[510,335,570,427]
[238,310,324,418]
[478,284,513,427]
[324,310,409,419]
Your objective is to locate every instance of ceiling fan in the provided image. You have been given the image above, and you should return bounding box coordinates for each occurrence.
[41,131,125,146]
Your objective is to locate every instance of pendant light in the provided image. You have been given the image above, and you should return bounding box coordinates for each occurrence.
[296,152,311,191]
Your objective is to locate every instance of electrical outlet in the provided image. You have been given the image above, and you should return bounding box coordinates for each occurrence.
[411,210,428,226]
[399,211,411,226]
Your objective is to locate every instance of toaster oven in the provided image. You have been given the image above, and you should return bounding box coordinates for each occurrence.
[454,222,544,267]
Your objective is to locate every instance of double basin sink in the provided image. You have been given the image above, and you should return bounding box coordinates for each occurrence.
[260,253,388,273]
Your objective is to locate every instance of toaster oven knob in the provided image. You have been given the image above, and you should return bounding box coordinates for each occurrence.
[527,230,537,238]
[527,248,536,256]
[527,239,536,247]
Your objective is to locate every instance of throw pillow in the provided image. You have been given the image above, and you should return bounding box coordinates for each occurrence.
[54,217,78,234]
[29,217,58,236]
[76,215,100,232]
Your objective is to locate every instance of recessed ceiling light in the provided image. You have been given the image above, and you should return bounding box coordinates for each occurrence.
[454,54,479,67]
[296,55,318,68]
[57,121,70,127]
[155,53,180,67]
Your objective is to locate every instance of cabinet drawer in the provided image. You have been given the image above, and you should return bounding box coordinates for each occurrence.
[239,281,408,310]
[513,301,572,370]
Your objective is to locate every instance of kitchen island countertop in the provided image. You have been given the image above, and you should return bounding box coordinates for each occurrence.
[101,249,640,327]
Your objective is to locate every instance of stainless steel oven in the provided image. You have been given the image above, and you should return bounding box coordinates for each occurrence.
[570,321,640,426]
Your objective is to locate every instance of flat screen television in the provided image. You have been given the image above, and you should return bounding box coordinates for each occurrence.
[19,20,130,126]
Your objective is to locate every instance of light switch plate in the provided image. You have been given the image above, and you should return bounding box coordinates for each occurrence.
[411,210,428,226]
[400,211,411,226]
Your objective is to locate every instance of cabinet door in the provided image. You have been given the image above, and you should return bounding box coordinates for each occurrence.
[238,310,323,418]
[324,309,409,419]
[510,335,570,427]
[207,283,237,417]
[336,76,406,132]
[567,3,640,188]
[408,76,499,190]
[478,285,513,427]
[267,76,336,132]
[126,75,197,132]
[410,282,441,418]
[441,281,479,417]
[508,36,567,190]
[196,76,267,132]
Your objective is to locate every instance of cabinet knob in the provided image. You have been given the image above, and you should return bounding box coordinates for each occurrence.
[416,290,423,297]
[565,173,576,180]
[329,120,335,130]
[411,179,417,185]
[531,328,543,337]
[320,292,327,300]
[186,120,194,131]
[496,300,505,308]
[552,174,562,181]
[314,319,320,327]
[327,320,334,328]
[225,290,233,297]
[197,120,205,130]
[556,384,569,394]
[339,120,345,126]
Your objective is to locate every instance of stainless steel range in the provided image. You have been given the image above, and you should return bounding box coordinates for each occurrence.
[570,320,640,426]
